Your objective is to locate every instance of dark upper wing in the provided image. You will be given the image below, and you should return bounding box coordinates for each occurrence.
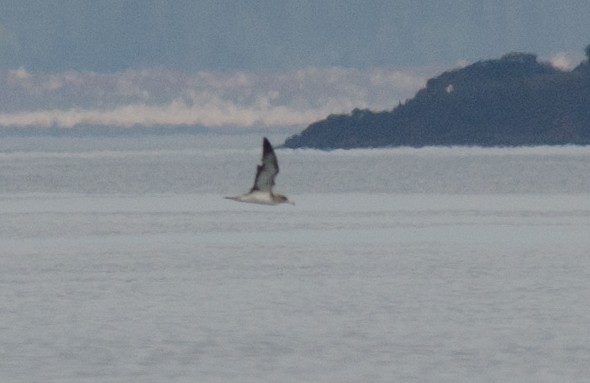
[250,137,279,192]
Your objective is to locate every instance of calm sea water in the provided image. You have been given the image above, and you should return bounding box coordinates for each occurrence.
[1,133,589,382]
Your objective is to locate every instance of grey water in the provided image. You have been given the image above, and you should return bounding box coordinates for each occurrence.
[1,133,589,382]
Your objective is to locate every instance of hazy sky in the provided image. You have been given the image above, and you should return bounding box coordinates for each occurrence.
[2,0,590,72]
[1,0,589,130]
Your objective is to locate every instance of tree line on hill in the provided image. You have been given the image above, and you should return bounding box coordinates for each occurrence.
[283,45,590,149]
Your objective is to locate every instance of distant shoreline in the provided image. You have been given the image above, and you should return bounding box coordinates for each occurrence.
[283,48,590,150]
[0,125,301,138]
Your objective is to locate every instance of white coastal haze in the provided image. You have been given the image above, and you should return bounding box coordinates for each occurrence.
[1,1,590,382]
[0,67,431,129]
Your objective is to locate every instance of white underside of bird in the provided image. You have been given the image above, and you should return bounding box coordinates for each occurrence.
[225,191,288,205]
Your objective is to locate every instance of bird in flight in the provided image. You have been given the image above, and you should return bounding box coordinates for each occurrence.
[225,137,293,205]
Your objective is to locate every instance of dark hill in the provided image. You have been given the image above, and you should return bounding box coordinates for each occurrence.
[283,48,590,149]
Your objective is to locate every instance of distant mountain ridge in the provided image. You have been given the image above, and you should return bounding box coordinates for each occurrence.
[283,47,590,149]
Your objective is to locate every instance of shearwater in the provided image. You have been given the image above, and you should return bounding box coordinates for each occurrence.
[225,137,293,205]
